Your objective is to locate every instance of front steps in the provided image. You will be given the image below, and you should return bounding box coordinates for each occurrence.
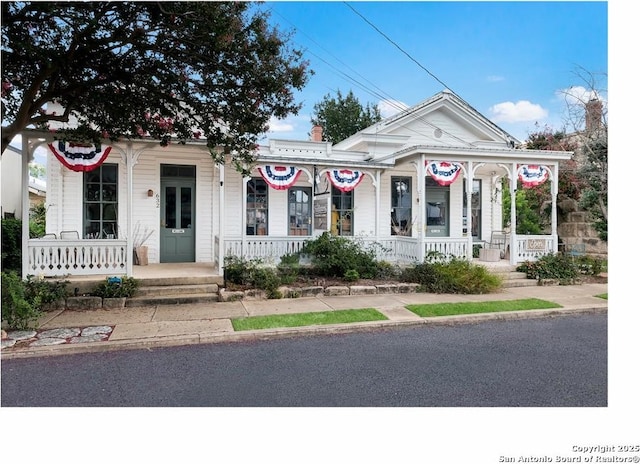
[481,264,539,288]
[126,275,223,307]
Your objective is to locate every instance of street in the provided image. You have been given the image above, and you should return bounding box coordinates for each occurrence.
[1,313,606,407]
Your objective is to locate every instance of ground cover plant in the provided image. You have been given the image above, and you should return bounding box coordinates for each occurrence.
[231,308,387,331]
[405,298,562,318]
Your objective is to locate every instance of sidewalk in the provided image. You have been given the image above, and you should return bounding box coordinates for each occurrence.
[1,282,608,359]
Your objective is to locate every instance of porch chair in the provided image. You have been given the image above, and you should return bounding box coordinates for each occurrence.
[567,243,586,259]
[478,231,508,262]
[59,230,80,240]
[41,233,57,239]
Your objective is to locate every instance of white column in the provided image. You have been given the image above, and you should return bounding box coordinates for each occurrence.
[218,163,225,274]
[125,143,135,276]
[21,135,30,278]
[418,154,426,262]
[510,163,518,265]
[242,176,249,258]
[466,161,473,261]
[375,170,381,244]
[551,163,558,252]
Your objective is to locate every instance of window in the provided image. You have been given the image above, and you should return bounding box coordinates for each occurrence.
[463,179,482,239]
[330,186,353,236]
[84,163,118,239]
[247,178,268,235]
[289,187,311,235]
[391,177,412,235]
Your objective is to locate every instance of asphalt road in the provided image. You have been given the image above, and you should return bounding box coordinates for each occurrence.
[1,313,607,407]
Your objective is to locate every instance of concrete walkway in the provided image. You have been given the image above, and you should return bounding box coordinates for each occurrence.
[1,282,608,359]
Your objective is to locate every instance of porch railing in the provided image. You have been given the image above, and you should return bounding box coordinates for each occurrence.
[222,236,471,265]
[27,239,128,277]
[513,235,556,263]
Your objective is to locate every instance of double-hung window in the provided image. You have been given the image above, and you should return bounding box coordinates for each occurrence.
[83,163,118,239]
[330,186,353,236]
[247,178,268,235]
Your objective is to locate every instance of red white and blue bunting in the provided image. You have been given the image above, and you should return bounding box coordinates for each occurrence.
[517,164,549,188]
[326,169,364,192]
[48,141,112,172]
[425,160,462,186]
[257,165,302,190]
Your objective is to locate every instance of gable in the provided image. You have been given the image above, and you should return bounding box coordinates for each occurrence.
[335,91,517,155]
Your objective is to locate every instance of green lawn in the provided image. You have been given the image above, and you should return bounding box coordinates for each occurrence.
[231,308,388,331]
[406,298,562,317]
[596,293,608,300]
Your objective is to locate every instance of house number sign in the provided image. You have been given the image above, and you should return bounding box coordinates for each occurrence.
[526,239,545,251]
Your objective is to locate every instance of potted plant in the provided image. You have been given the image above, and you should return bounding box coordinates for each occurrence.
[92,276,139,309]
[132,223,153,265]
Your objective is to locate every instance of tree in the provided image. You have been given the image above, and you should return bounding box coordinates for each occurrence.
[558,67,608,241]
[1,1,311,173]
[310,89,381,143]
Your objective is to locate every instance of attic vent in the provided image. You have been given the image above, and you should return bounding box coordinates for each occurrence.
[434,128,442,138]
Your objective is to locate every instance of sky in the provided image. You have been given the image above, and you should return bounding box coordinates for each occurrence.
[260,0,609,143]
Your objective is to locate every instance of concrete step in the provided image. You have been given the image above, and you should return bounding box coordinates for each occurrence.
[493,271,528,280]
[501,279,539,288]
[136,283,219,297]
[126,292,220,307]
[136,276,224,287]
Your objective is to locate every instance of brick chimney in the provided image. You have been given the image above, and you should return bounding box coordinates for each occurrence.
[311,125,323,142]
[585,99,603,133]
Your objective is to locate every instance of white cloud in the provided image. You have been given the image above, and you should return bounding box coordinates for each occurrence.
[378,99,409,118]
[488,100,548,123]
[267,116,295,133]
[555,86,604,106]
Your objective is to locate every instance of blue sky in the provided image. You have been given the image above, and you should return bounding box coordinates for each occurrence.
[261,1,609,143]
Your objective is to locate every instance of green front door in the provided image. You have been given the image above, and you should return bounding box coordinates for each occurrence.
[160,179,195,262]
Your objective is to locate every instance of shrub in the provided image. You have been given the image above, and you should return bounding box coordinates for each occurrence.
[24,275,69,309]
[1,218,22,273]
[302,232,378,279]
[1,271,44,330]
[343,269,359,282]
[92,276,139,298]
[277,253,300,285]
[400,257,502,294]
[375,260,402,280]
[223,256,254,286]
[516,253,578,284]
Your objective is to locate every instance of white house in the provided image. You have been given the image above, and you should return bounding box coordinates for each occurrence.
[17,90,572,278]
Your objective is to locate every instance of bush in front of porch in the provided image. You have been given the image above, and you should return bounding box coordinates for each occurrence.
[516,253,605,285]
[399,255,502,294]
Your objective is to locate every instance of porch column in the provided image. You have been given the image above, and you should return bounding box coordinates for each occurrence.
[375,170,381,245]
[509,162,518,265]
[418,154,426,262]
[21,135,30,278]
[465,161,473,262]
[218,163,225,274]
[125,143,134,276]
[242,176,249,258]
[551,162,558,253]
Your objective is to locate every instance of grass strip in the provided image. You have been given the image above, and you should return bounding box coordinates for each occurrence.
[595,293,608,300]
[231,308,388,331]
[406,298,562,318]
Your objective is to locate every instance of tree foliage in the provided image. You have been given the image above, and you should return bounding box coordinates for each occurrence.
[1,1,311,173]
[310,89,381,143]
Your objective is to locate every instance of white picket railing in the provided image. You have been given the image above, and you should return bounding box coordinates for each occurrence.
[27,239,127,277]
[513,235,556,263]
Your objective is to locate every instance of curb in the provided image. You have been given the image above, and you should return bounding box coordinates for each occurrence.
[1,305,607,360]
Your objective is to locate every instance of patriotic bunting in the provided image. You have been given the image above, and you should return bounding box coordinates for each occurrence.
[48,141,112,172]
[257,165,301,190]
[426,160,462,186]
[517,165,549,188]
[326,169,364,192]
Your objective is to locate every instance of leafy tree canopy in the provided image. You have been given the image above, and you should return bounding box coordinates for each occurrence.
[1,1,311,173]
[310,89,381,143]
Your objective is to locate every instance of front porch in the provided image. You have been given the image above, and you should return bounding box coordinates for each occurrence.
[26,234,556,278]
